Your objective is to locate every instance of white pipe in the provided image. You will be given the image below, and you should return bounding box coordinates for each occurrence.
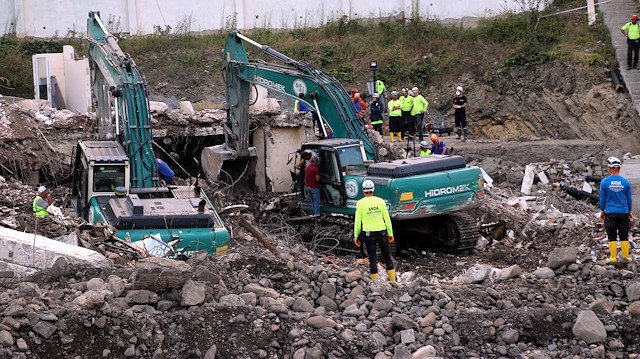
[93,13,110,36]
[312,98,328,138]
[235,32,262,49]
[114,96,120,138]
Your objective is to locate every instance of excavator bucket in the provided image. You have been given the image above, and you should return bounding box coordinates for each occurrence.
[201,144,257,190]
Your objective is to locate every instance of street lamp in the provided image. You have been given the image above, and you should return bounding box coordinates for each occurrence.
[370,61,377,95]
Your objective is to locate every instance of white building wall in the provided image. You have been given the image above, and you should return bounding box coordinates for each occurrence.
[3,0,530,38]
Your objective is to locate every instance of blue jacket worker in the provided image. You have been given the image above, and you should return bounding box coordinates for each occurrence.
[599,156,633,262]
[157,158,175,184]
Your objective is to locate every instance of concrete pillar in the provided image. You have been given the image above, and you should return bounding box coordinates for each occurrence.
[621,159,640,219]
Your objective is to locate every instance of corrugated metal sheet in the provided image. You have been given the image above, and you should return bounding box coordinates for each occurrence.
[80,140,129,163]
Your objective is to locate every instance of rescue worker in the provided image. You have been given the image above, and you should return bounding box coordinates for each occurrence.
[419,141,431,156]
[294,150,314,195]
[33,186,55,217]
[600,156,633,262]
[376,79,387,109]
[350,88,358,101]
[453,86,469,141]
[621,14,640,70]
[430,134,448,155]
[387,91,403,142]
[400,89,413,136]
[410,87,429,141]
[369,93,385,136]
[353,180,396,283]
[294,99,310,113]
[157,158,175,184]
[352,93,366,120]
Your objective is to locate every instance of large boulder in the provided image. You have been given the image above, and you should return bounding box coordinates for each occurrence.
[547,247,578,269]
[626,281,640,302]
[572,310,606,344]
[132,257,192,291]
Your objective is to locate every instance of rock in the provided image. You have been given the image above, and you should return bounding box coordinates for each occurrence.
[626,281,640,301]
[307,316,337,329]
[533,267,555,279]
[343,304,363,317]
[124,344,136,357]
[18,282,41,297]
[125,290,159,305]
[412,345,438,358]
[316,296,339,312]
[589,299,613,315]
[320,283,336,300]
[370,331,387,347]
[33,321,57,339]
[392,314,415,330]
[305,347,323,359]
[420,312,437,327]
[85,291,106,310]
[400,329,416,344]
[464,264,493,283]
[4,305,24,317]
[195,266,221,284]
[16,338,27,351]
[157,300,176,312]
[180,101,195,115]
[108,275,126,297]
[502,329,519,344]
[497,265,522,281]
[291,297,314,312]
[133,257,192,291]
[239,292,257,306]
[433,328,445,336]
[244,283,279,298]
[0,330,13,348]
[547,247,578,269]
[347,285,364,301]
[572,310,607,344]
[590,345,605,358]
[345,270,362,283]
[50,257,70,278]
[399,293,412,302]
[181,280,206,306]
[219,294,245,307]
[204,344,217,359]
[149,101,169,115]
[259,297,287,314]
[393,344,413,359]
[629,301,640,316]
[373,299,393,312]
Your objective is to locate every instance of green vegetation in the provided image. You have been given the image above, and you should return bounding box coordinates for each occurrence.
[0,0,617,99]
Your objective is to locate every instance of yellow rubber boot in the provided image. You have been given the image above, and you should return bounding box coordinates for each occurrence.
[396,132,403,142]
[387,269,396,283]
[390,133,395,142]
[606,241,618,262]
[371,273,378,281]
[621,241,632,261]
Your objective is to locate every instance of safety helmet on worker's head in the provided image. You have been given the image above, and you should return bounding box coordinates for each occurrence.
[391,91,399,96]
[362,180,375,193]
[38,186,46,194]
[456,86,463,92]
[420,141,429,148]
[351,88,358,93]
[372,93,379,98]
[412,87,419,92]
[401,88,408,93]
[607,156,621,168]
[633,14,639,21]
[430,134,439,143]
[354,93,360,99]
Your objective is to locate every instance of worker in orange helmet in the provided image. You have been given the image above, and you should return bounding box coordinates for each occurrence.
[352,92,366,120]
[429,134,448,155]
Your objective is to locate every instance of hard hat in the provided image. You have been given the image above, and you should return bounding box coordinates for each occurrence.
[633,14,639,20]
[38,186,46,194]
[372,93,379,98]
[430,134,439,142]
[456,86,463,92]
[607,156,621,168]
[401,88,408,93]
[412,87,419,92]
[304,149,313,154]
[351,88,358,93]
[420,141,429,148]
[391,91,398,96]
[354,93,360,99]
[362,180,375,192]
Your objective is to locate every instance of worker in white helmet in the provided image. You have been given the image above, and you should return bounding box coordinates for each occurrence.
[600,156,633,262]
[353,180,396,283]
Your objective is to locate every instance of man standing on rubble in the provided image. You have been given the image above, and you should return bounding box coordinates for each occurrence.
[410,87,428,141]
[400,89,413,136]
[353,180,396,283]
[600,156,633,262]
[33,186,55,217]
[305,156,321,218]
[452,86,469,141]
[621,15,640,70]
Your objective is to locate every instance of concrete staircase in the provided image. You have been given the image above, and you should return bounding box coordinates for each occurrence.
[600,0,640,114]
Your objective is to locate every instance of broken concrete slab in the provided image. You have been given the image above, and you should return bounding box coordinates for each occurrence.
[0,227,111,276]
[521,165,535,194]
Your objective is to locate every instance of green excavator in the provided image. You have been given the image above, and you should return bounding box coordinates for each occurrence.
[70,12,230,256]
[206,32,486,252]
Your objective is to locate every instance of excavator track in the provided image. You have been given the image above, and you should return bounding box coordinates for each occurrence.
[437,212,480,252]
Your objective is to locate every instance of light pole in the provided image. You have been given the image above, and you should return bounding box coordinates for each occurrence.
[370,61,377,95]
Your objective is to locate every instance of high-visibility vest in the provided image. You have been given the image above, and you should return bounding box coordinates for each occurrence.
[376,80,386,94]
[33,196,49,217]
[387,99,402,116]
[401,95,413,111]
[420,149,431,157]
[411,95,428,116]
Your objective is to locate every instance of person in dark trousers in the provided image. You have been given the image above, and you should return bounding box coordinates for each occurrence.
[305,156,321,218]
[353,180,396,283]
[387,91,403,142]
[621,15,640,70]
[156,158,175,184]
[452,86,469,141]
[600,156,633,262]
[400,88,413,136]
[294,150,314,195]
[369,93,385,136]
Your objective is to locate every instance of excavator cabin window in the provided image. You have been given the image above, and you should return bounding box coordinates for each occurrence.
[93,165,126,192]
